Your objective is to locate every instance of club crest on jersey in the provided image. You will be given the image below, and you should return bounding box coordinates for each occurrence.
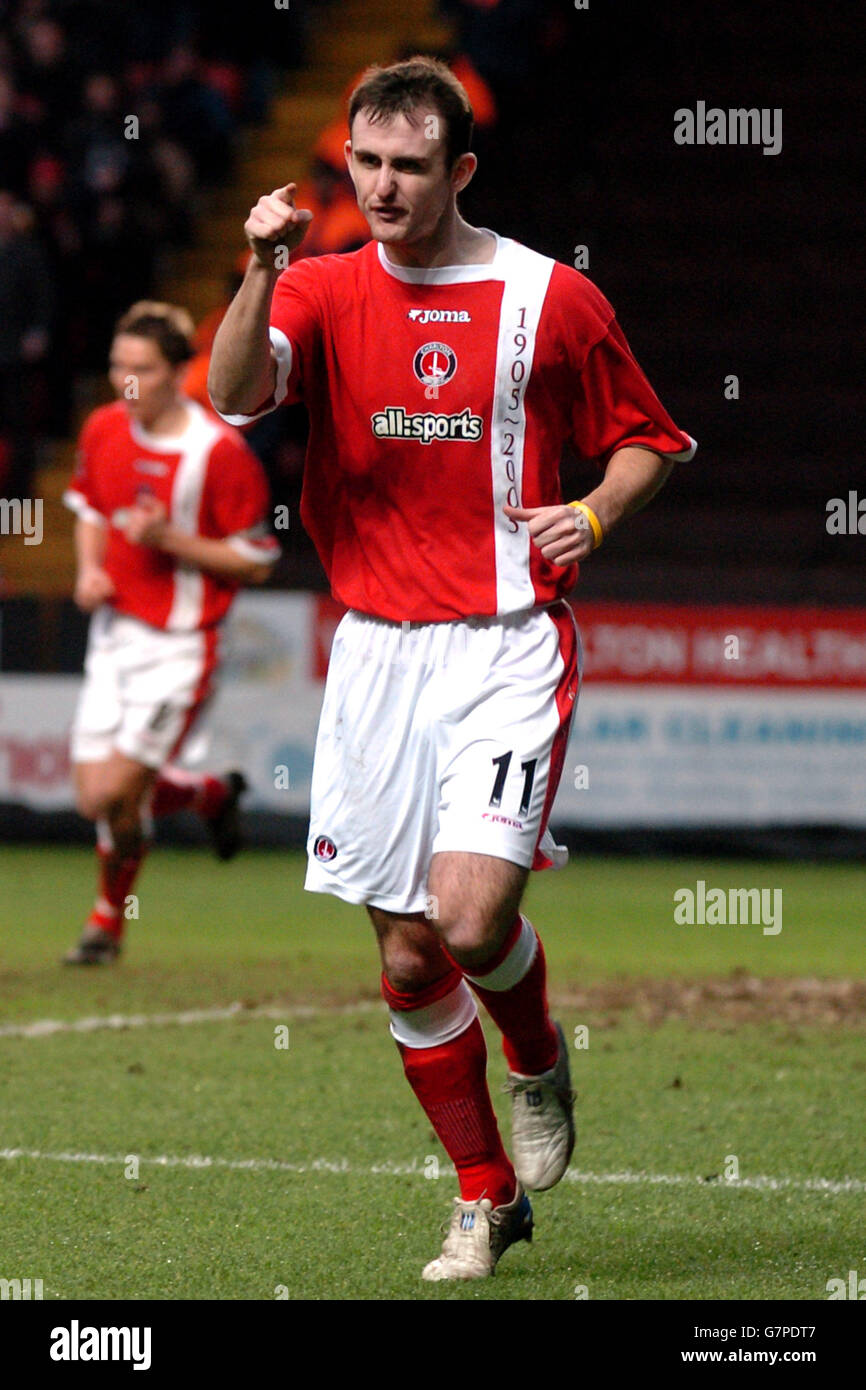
[407,309,471,324]
[313,835,337,863]
[133,458,169,476]
[413,342,457,388]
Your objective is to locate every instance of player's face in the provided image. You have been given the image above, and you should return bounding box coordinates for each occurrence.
[346,108,474,248]
[109,335,182,426]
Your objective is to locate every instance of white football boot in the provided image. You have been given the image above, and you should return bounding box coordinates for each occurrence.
[421,1184,533,1281]
[505,1022,575,1191]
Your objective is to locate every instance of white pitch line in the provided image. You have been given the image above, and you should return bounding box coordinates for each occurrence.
[0,1000,383,1039]
[0,1147,863,1194]
[561,1170,866,1195]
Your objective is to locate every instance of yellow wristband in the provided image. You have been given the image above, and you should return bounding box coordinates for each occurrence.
[568,500,603,549]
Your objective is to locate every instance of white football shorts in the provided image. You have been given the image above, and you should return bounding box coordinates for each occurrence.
[305,600,581,914]
[70,607,220,769]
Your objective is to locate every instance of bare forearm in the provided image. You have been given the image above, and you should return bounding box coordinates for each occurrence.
[75,517,106,572]
[581,446,674,535]
[208,259,280,416]
[503,446,675,568]
[158,528,271,584]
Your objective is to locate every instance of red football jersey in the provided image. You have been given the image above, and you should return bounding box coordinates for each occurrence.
[64,398,279,631]
[217,235,695,622]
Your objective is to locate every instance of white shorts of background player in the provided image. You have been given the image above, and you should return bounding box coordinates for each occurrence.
[71,607,219,769]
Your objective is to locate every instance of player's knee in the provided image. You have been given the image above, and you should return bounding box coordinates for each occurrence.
[382,947,444,995]
[76,784,111,822]
[77,781,141,831]
[435,908,502,969]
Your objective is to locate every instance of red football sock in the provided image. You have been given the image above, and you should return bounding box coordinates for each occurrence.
[463,915,559,1078]
[87,843,148,941]
[383,971,516,1207]
[151,767,228,820]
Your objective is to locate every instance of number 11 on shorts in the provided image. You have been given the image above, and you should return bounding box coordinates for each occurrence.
[489,752,537,817]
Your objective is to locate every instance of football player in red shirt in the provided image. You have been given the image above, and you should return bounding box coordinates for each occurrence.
[209,57,695,1280]
[63,301,279,965]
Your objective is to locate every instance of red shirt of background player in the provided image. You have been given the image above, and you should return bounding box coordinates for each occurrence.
[65,398,279,631]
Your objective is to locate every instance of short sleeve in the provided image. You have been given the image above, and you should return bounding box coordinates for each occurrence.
[570,316,697,465]
[212,260,323,427]
[63,414,107,524]
[205,433,281,566]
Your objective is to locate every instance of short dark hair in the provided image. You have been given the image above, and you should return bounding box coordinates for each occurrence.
[113,301,195,366]
[348,56,474,169]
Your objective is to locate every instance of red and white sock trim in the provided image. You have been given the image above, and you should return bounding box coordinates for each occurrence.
[382,970,478,1050]
[463,914,538,993]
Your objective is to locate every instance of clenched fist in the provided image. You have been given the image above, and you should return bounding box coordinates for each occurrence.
[245,183,313,269]
[503,503,597,566]
[74,564,115,613]
[122,493,169,547]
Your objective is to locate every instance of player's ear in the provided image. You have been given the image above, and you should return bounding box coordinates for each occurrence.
[451,152,477,195]
[344,138,353,171]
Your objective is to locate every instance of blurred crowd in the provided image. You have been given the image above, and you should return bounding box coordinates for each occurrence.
[0,0,313,498]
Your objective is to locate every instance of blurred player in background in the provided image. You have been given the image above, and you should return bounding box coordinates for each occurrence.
[209,58,695,1279]
[63,301,279,964]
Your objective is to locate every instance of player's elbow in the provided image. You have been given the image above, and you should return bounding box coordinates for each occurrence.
[207,352,243,417]
[645,456,675,494]
[206,369,233,418]
[208,346,277,419]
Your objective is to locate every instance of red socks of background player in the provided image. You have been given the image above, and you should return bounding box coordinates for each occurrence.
[462,914,559,1078]
[150,766,229,820]
[86,770,229,940]
[383,968,517,1207]
[86,821,149,941]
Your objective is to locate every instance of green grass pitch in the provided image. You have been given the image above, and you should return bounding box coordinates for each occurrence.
[1,845,864,1300]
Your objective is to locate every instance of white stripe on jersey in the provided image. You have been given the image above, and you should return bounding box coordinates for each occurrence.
[490,240,555,615]
[163,404,219,631]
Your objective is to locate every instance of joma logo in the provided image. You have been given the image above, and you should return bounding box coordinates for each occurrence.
[407,309,471,324]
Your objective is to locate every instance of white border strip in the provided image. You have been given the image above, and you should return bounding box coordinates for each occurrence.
[0,1148,862,1193]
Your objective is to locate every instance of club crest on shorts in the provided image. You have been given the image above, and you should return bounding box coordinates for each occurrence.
[413,342,457,387]
[313,834,337,863]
